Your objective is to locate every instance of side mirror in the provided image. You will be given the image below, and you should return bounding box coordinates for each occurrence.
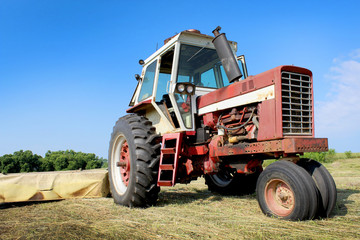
[237,55,248,79]
[135,74,141,81]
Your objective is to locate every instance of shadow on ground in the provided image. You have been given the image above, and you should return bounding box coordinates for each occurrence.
[0,199,63,209]
[334,188,360,217]
[156,188,256,206]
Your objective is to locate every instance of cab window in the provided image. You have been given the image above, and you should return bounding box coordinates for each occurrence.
[177,44,239,89]
[200,68,217,88]
[138,60,157,102]
[155,48,174,102]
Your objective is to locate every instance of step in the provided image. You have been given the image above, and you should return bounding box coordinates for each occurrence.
[161,148,176,155]
[157,180,173,187]
[159,164,174,170]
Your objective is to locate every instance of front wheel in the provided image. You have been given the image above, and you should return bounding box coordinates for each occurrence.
[256,161,319,220]
[297,159,337,218]
[108,114,160,207]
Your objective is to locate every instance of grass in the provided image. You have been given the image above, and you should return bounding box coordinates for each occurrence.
[332,152,360,160]
[1,158,360,239]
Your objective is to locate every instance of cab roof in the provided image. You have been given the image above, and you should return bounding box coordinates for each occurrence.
[143,29,238,65]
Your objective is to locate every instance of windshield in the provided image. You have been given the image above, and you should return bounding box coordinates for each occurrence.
[176,44,236,89]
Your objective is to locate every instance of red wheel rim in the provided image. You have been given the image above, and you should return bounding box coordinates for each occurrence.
[264,179,295,217]
[118,141,130,186]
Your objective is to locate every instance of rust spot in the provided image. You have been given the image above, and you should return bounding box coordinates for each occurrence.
[0,194,5,201]
[164,29,202,44]
[29,192,44,201]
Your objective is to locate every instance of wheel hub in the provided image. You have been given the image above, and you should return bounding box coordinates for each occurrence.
[265,179,295,217]
[275,183,293,209]
[118,141,130,186]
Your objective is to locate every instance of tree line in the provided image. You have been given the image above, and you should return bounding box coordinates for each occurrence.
[0,150,107,174]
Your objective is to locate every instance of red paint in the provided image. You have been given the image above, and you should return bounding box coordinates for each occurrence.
[244,159,262,173]
[157,181,173,187]
[265,179,294,217]
[257,99,277,141]
[185,131,196,136]
[185,159,193,175]
[181,102,190,112]
[204,136,222,174]
[209,138,327,157]
[154,63,321,185]
[157,132,184,187]
[234,159,262,174]
[202,112,218,130]
[119,141,130,186]
[281,138,328,153]
[198,66,302,109]
[186,145,209,156]
[199,65,315,140]
[203,158,219,174]
[161,148,176,154]
[159,165,174,170]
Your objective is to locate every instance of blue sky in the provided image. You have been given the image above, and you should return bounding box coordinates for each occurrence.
[1,0,359,158]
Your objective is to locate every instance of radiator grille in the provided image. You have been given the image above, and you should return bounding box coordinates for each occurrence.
[281,71,312,135]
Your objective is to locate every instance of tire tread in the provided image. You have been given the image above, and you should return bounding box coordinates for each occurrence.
[108,114,161,207]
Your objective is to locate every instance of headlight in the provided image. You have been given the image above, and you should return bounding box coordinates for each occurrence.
[177,84,185,93]
[175,83,195,95]
[186,85,194,94]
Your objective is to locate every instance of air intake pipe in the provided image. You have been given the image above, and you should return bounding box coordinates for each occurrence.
[212,26,242,83]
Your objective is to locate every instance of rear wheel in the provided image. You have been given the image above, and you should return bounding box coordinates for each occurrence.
[297,158,337,217]
[205,167,262,195]
[256,161,319,220]
[108,114,161,207]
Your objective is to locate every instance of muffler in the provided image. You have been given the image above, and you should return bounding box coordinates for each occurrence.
[212,26,242,83]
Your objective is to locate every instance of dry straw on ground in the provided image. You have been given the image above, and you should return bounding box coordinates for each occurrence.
[1,158,359,239]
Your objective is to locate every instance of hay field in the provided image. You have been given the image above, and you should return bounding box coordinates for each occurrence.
[1,158,359,239]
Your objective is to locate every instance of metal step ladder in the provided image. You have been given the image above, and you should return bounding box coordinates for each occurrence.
[157,133,183,187]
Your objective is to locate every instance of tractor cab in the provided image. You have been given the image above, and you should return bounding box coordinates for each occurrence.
[127,29,247,134]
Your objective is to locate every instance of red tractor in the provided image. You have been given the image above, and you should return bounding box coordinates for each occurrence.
[108,27,336,220]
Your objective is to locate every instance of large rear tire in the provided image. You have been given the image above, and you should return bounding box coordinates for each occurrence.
[108,114,161,207]
[297,158,337,218]
[256,161,319,220]
[205,167,262,195]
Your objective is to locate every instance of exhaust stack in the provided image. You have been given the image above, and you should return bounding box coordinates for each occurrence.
[212,26,242,83]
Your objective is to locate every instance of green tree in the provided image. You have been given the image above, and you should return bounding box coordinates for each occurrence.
[0,150,42,174]
[1,150,106,173]
[41,150,106,171]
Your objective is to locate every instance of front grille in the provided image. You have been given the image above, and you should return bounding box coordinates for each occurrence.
[281,71,312,135]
